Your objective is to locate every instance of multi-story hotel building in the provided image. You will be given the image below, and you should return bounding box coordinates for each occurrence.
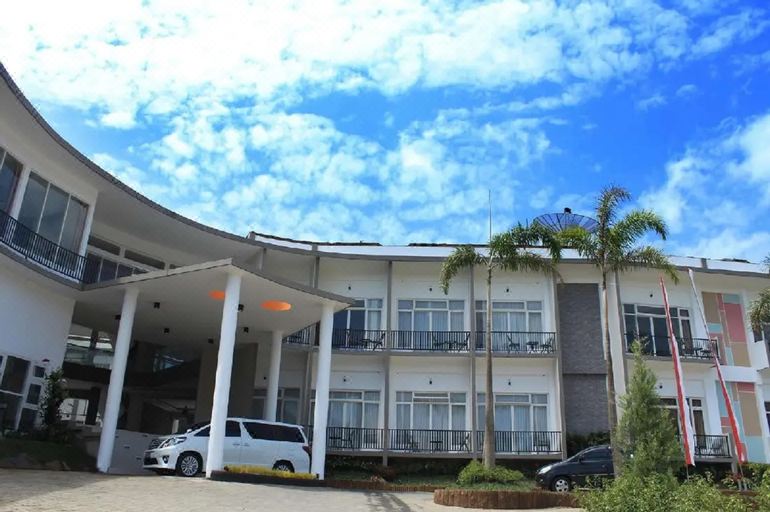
[1,62,769,477]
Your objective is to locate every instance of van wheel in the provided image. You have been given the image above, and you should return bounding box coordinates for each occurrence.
[551,476,571,492]
[273,461,294,473]
[176,452,202,477]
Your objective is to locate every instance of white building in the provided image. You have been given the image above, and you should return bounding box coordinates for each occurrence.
[1,62,769,477]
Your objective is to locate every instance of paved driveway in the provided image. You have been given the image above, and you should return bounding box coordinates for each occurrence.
[0,469,576,512]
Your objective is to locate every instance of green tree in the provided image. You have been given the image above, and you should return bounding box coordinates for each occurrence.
[439,223,562,469]
[558,185,678,474]
[617,342,682,477]
[748,254,770,335]
[39,367,68,441]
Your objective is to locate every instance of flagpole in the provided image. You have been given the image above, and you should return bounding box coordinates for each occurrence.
[687,269,746,472]
[660,276,696,467]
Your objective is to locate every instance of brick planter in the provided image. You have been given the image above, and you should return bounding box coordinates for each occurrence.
[433,489,578,509]
[327,480,442,492]
[210,470,326,487]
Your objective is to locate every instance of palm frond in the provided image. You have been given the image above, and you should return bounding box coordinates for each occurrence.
[616,246,680,284]
[557,226,599,261]
[596,185,631,231]
[440,245,484,294]
[497,248,559,276]
[749,288,770,333]
[497,223,564,263]
[763,253,770,273]
[612,209,668,246]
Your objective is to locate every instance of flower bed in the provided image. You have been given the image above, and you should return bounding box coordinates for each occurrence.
[434,489,579,509]
[211,469,326,487]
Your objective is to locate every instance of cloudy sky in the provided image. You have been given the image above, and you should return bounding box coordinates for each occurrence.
[1,1,770,261]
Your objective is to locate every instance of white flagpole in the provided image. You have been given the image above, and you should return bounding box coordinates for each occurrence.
[687,269,747,465]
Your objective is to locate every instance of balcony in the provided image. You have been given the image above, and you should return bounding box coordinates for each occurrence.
[474,331,557,355]
[389,331,471,352]
[625,333,719,361]
[332,329,386,351]
[693,434,731,459]
[313,427,561,456]
[283,325,316,346]
[0,208,98,284]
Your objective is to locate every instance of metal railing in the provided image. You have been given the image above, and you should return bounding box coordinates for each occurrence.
[476,430,562,454]
[474,331,557,354]
[693,434,731,458]
[332,329,387,351]
[625,333,719,360]
[389,331,471,352]
[389,429,472,453]
[325,426,384,451]
[0,208,98,283]
[283,325,317,346]
[63,342,114,369]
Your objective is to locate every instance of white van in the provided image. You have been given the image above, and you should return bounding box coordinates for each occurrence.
[143,418,311,477]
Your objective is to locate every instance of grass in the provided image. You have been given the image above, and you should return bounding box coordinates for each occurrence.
[224,465,317,479]
[0,438,94,471]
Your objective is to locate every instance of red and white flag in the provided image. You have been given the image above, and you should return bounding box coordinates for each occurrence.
[687,269,747,464]
[660,277,696,466]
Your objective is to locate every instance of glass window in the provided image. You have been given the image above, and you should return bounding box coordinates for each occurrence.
[123,250,164,270]
[321,390,380,429]
[0,149,22,213]
[0,356,29,394]
[38,184,68,242]
[395,391,465,430]
[88,236,121,255]
[59,198,87,251]
[623,304,692,357]
[225,421,241,437]
[17,173,47,231]
[333,299,383,331]
[26,384,41,405]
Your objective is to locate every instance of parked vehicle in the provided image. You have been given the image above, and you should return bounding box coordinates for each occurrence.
[143,417,311,477]
[535,445,613,492]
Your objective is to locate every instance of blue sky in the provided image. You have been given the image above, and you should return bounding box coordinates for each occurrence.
[2,1,770,261]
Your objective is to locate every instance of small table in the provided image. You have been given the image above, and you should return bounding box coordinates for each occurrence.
[526,341,540,353]
[430,440,443,452]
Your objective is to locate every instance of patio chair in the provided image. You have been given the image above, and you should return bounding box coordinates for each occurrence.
[360,331,385,350]
[506,334,522,353]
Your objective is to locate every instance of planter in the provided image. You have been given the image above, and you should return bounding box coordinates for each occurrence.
[210,470,327,487]
[433,489,579,509]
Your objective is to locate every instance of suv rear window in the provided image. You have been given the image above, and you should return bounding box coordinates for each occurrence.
[243,422,304,443]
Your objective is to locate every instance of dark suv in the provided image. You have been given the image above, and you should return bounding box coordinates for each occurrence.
[535,445,613,492]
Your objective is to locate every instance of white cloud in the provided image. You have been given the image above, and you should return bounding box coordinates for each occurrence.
[675,84,698,98]
[636,93,667,111]
[725,113,770,202]
[691,9,769,57]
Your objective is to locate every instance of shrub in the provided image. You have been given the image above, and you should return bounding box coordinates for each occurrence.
[372,465,398,482]
[581,473,751,512]
[457,460,524,487]
[755,471,770,511]
[38,368,69,443]
[224,465,317,479]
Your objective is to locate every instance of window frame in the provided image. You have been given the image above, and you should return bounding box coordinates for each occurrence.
[334,299,383,331]
[0,146,22,213]
[397,299,465,332]
[475,300,544,333]
[476,392,549,432]
[395,391,466,431]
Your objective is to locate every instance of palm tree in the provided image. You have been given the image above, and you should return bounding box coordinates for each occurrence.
[748,254,770,333]
[439,223,562,469]
[558,185,678,475]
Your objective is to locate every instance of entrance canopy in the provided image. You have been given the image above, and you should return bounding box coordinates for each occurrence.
[73,258,353,347]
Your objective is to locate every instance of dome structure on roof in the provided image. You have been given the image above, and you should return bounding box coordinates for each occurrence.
[533,207,598,233]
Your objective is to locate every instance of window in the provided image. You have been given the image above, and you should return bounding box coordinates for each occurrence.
[328,390,380,429]
[243,422,304,443]
[85,252,143,284]
[398,300,465,332]
[16,172,88,252]
[623,304,692,357]
[0,355,31,430]
[660,398,705,437]
[88,236,120,255]
[252,388,300,424]
[124,249,164,270]
[192,421,241,437]
[475,301,543,349]
[333,299,383,332]
[765,402,770,432]
[477,393,548,433]
[0,147,22,213]
[582,447,611,460]
[396,392,466,430]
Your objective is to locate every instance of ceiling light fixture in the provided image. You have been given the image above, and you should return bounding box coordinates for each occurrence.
[261,300,292,312]
[209,290,226,300]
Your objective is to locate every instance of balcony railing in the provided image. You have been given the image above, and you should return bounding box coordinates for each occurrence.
[625,333,719,360]
[390,428,472,452]
[477,430,562,454]
[693,434,731,458]
[389,331,471,352]
[283,325,317,346]
[326,426,384,451]
[332,329,386,351]
[474,331,557,354]
[63,341,114,369]
[0,208,98,284]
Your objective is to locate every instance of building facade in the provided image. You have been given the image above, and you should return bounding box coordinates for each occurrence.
[1,62,769,476]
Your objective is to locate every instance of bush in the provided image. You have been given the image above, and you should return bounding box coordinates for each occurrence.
[755,472,770,511]
[457,460,524,487]
[224,465,317,479]
[581,473,751,512]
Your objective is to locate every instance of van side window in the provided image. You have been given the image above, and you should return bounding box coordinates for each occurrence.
[583,448,610,460]
[243,422,303,443]
[226,421,241,437]
[195,427,210,437]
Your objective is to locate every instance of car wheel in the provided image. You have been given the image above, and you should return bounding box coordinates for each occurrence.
[175,452,202,477]
[272,461,294,473]
[551,476,571,493]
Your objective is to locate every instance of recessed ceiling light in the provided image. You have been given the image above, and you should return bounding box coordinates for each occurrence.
[261,300,292,311]
[209,290,226,300]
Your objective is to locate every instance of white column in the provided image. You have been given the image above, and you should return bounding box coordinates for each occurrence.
[265,330,283,422]
[205,272,242,477]
[311,303,334,479]
[96,287,139,473]
[8,164,31,219]
[77,198,97,256]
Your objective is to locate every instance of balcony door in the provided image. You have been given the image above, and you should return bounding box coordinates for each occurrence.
[475,301,543,350]
[624,304,692,356]
[333,299,382,347]
[396,300,464,349]
[478,393,549,452]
